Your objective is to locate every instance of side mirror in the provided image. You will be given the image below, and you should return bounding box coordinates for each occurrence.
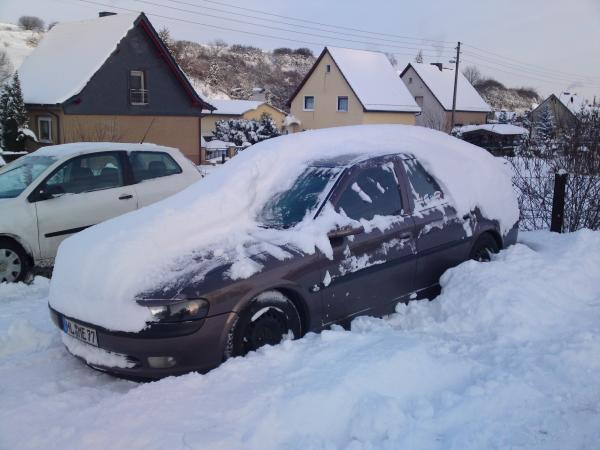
[37,184,65,201]
[327,225,364,240]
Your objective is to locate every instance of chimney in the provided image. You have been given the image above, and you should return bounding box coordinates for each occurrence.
[430,63,443,71]
[99,11,117,17]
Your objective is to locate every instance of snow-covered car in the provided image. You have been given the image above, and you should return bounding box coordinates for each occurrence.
[47,125,519,379]
[0,143,201,282]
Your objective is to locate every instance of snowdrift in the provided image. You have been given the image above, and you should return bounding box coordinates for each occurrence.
[3,230,600,449]
[49,125,518,331]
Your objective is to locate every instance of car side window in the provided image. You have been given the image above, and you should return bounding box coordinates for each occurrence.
[403,159,443,210]
[336,163,403,221]
[43,153,124,194]
[129,152,182,183]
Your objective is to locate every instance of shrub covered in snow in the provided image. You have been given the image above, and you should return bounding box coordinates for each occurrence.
[0,73,30,151]
[214,112,281,146]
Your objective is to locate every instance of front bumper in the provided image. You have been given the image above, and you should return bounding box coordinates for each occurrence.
[49,306,238,380]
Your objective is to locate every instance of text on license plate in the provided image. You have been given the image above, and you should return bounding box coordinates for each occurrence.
[63,318,98,347]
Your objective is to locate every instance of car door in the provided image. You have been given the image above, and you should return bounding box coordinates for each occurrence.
[400,157,471,291]
[33,151,138,261]
[128,151,192,207]
[319,158,416,325]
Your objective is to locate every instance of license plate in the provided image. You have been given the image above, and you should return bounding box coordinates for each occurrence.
[62,317,98,347]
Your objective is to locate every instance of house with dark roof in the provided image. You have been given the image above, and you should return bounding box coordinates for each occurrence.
[287,47,420,131]
[18,12,214,163]
[400,63,491,133]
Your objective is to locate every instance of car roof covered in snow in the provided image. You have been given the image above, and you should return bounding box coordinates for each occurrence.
[401,63,491,112]
[32,142,179,158]
[49,124,518,332]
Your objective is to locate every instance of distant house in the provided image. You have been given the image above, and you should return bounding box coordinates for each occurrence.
[287,47,420,131]
[201,99,286,139]
[455,124,528,157]
[18,12,215,163]
[530,92,594,134]
[400,63,491,132]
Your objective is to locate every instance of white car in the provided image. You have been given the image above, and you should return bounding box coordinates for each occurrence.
[0,142,201,282]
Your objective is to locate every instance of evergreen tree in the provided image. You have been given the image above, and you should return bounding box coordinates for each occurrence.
[414,49,424,63]
[214,114,281,146]
[532,104,556,155]
[256,112,280,141]
[0,73,29,150]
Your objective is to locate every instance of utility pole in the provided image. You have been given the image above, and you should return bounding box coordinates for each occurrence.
[450,41,461,133]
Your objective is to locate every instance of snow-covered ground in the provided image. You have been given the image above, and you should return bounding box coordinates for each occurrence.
[1,230,600,449]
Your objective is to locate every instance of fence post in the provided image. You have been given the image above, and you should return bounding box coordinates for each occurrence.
[550,170,568,233]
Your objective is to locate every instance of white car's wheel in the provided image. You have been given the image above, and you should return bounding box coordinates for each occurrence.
[0,240,29,283]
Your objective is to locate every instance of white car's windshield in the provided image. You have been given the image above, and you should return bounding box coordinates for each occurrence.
[260,166,343,229]
[0,155,57,199]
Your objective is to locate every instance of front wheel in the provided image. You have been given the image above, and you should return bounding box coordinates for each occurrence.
[0,239,31,283]
[226,291,302,358]
[469,233,500,262]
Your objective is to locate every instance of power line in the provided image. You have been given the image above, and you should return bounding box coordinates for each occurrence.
[463,43,600,83]
[176,0,455,45]
[155,0,456,51]
[74,0,451,59]
[127,0,454,54]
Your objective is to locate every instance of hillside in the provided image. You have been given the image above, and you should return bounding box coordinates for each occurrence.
[474,78,540,113]
[0,22,39,80]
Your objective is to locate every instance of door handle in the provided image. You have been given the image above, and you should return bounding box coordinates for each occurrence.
[119,194,133,200]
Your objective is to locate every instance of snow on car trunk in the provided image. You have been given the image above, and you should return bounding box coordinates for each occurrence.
[49,125,519,332]
[2,230,600,449]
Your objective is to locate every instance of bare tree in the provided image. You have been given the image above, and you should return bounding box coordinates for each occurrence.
[18,16,45,31]
[0,50,14,85]
[462,65,481,85]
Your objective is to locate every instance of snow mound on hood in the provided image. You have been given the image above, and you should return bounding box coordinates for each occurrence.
[49,125,518,331]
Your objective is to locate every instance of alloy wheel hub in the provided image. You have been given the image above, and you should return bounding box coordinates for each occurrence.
[0,249,21,282]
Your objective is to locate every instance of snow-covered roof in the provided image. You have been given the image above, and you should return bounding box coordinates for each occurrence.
[18,14,139,104]
[202,99,266,115]
[205,139,235,149]
[284,115,301,127]
[557,92,593,114]
[403,63,491,112]
[32,142,177,158]
[49,124,518,332]
[457,124,528,136]
[327,47,420,113]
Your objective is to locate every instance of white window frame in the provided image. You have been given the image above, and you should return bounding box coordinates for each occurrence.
[129,70,148,106]
[336,96,349,112]
[37,116,52,143]
[303,95,315,111]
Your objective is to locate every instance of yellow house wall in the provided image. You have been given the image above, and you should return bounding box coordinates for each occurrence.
[59,114,201,163]
[290,51,416,130]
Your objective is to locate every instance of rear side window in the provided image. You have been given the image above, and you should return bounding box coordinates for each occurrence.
[403,159,443,210]
[43,153,124,194]
[336,163,403,221]
[129,152,182,182]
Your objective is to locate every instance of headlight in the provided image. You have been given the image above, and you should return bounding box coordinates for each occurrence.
[142,299,209,323]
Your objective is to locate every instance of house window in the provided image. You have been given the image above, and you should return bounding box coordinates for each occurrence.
[129,70,148,105]
[326,64,331,73]
[304,96,315,111]
[337,96,349,112]
[38,117,52,143]
[408,77,413,84]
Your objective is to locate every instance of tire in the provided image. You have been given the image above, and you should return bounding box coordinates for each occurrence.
[226,291,302,358]
[469,233,500,262]
[0,238,31,283]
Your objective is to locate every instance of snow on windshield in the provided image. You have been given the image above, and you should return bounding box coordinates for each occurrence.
[49,125,519,332]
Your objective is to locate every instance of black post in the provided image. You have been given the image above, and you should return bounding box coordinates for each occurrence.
[550,171,568,233]
[221,152,226,164]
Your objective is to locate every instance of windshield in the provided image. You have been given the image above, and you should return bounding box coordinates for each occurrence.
[0,155,57,199]
[260,166,343,228]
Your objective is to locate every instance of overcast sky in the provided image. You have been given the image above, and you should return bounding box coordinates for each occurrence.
[1,0,599,100]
